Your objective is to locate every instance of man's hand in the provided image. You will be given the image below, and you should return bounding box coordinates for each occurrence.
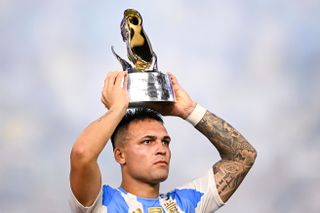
[147,73,196,119]
[101,71,129,111]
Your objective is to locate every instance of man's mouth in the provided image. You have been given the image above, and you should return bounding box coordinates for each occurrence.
[154,160,168,165]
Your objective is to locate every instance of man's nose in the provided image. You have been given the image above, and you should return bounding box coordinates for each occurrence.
[155,140,168,155]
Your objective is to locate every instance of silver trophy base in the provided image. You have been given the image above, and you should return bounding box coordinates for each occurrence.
[128,71,175,107]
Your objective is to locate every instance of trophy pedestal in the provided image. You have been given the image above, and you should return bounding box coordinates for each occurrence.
[128,71,175,107]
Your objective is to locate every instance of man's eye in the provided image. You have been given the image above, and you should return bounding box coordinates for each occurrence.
[162,140,170,146]
[143,140,151,144]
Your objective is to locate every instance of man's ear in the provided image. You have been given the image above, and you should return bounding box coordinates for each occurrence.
[114,147,126,165]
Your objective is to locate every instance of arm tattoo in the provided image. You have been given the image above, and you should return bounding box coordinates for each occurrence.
[195,111,257,202]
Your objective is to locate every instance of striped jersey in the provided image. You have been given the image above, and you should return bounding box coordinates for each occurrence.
[70,169,224,213]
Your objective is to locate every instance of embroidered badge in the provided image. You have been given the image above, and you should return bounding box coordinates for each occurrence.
[162,200,180,213]
[147,207,163,213]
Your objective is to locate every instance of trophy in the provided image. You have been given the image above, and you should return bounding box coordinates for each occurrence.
[111,9,175,107]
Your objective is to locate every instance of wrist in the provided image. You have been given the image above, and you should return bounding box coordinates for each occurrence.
[185,104,207,126]
[179,101,197,119]
[108,104,128,116]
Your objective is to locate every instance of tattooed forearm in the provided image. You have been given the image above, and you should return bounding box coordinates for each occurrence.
[195,111,257,202]
[196,111,256,165]
[213,160,249,199]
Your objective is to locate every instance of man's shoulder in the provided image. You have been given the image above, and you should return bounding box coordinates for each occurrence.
[160,188,205,210]
[101,185,119,205]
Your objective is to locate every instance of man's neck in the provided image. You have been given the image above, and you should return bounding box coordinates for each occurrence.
[120,179,160,198]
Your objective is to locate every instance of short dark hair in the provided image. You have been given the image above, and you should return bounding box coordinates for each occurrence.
[110,107,163,150]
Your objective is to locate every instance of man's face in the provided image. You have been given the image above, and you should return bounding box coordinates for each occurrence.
[119,119,171,185]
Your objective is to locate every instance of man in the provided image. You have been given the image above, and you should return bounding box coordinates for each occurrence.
[69,71,257,212]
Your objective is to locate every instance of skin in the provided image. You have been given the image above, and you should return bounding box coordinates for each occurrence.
[70,70,257,207]
[115,119,171,198]
[195,112,257,201]
[70,71,129,206]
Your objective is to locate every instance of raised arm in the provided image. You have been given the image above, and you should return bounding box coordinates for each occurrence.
[69,71,128,206]
[149,73,257,203]
[195,110,257,202]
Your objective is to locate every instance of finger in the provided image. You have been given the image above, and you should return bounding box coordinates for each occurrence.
[101,80,108,99]
[114,71,128,89]
[101,86,108,102]
[106,71,119,92]
[123,71,128,89]
[102,71,119,99]
[104,71,115,90]
[168,72,180,87]
[102,72,110,92]
[105,71,117,84]
[168,74,183,95]
[100,96,107,106]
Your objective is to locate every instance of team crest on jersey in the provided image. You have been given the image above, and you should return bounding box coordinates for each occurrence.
[147,207,163,213]
[163,200,179,213]
[160,195,180,213]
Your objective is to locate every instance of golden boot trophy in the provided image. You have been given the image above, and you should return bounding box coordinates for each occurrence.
[112,9,175,107]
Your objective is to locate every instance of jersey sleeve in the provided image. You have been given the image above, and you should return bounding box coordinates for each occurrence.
[178,168,225,212]
[69,185,103,213]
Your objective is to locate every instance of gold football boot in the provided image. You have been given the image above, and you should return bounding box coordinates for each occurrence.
[112,9,157,72]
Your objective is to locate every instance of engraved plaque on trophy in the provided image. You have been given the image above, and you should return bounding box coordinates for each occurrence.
[111,9,175,107]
